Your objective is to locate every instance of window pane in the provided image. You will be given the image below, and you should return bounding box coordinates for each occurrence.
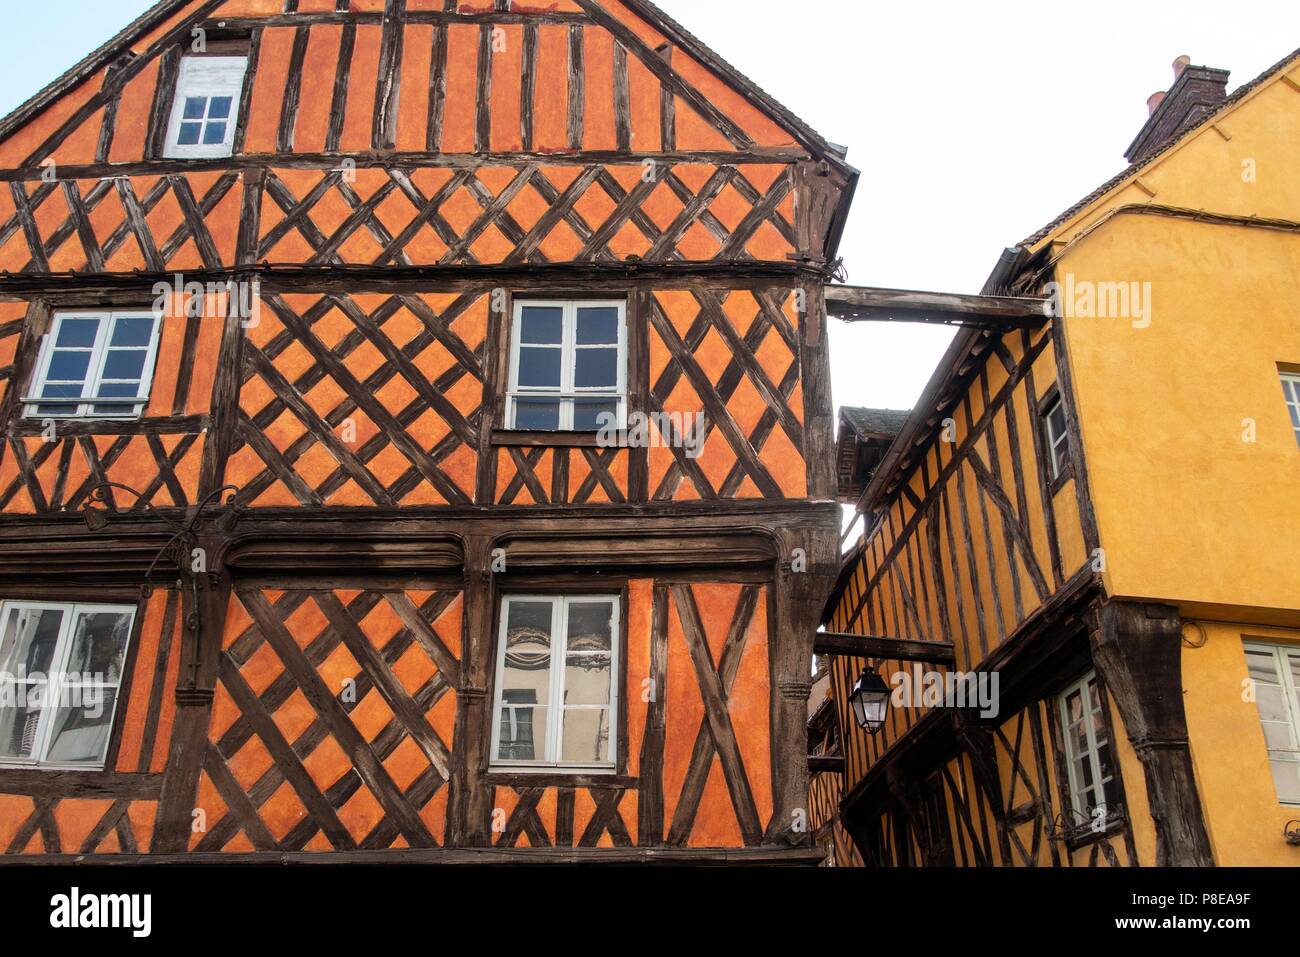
[519,307,563,344]
[1053,442,1070,475]
[1064,689,1083,726]
[46,351,92,382]
[35,404,80,416]
[101,350,148,381]
[513,400,561,431]
[42,688,117,765]
[182,96,207,120]
[1247,649,1279,680]
[501,601,553,707]
[90,404,140,417]
[574,348,618,389]
[110,318,155,347]
[1257,684,1288,724]
[0,683,45,760]
[1048,402,1067,437]
[38,382,82,400]
[498,690,542,762]
[1270,755,1300,804]
[573,400,618,432]
[564,655,611,705]
[0,607,64,675]
[202,121,228,145]
[1262,720,1296,751]
[516,347,562,389]
[208,96,233,119]
[56,318,101,348]
[567,601,613,652]
[64,611,132,682]
[576,307,619,345]
[560,708,610,763]
[177,123,202,146]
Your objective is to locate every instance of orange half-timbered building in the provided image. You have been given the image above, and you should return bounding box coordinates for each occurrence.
[0,0,855,863]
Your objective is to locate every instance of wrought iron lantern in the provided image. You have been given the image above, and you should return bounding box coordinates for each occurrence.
[849,666,891,734]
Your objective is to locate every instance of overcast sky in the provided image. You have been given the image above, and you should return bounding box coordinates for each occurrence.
[2,0,1297,414]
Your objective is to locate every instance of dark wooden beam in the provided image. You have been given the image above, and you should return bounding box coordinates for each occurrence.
[2,845,826,867]
[826,284,1049,330]
[814,631,956,665]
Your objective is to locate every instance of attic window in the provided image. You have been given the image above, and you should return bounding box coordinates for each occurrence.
[1042,392,1071,485]
[163,55,249,159]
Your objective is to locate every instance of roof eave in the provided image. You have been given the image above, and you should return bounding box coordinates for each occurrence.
[0,0,191,145]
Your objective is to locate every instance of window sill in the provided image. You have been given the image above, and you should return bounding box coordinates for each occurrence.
[1049,464,1075,496]
[491,429,617,449]
[0,762,106,773]
[1052,812,1127,850]
[483,770,634,790]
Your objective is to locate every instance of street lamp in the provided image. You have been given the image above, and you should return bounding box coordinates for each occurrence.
[850,666,891,735]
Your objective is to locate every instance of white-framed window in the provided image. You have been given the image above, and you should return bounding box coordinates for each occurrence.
[489,595,620,771]
[1281,373,1300,450]
[1244,642,1300,804]
[1057,672,1121,820]
[24,311,163,419]
[506,300,627,432]
[1043,394,1070,481]
[0,601,136,770]
[163,56,249,159]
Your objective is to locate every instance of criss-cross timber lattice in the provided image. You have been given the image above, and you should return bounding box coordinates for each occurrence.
[3,796,157,855]
[649,288,804,500]
[0,430,202,514]
[495,445,627,506]
[666,583,765,845]
[493,786,634,849]
[198,587,461,852]
[255,162,794,268]
[0,173,241,274]
[228,291,485,508]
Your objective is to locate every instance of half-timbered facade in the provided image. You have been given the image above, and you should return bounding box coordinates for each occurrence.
[0,0,854,863]
[816,49,1300,868]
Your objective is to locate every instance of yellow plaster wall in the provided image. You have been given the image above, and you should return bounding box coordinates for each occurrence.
[1182,621,1300,866]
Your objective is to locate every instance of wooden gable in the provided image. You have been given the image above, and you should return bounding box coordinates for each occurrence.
[0,0,853,277]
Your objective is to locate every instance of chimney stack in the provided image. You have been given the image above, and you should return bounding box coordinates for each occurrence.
[1124,56,1230,164]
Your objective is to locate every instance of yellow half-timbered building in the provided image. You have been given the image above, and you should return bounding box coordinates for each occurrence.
[817,49,1300,867]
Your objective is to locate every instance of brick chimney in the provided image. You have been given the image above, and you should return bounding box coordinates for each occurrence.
[1124,56,1230,164]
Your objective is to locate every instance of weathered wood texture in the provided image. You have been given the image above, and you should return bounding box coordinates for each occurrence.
[847,691,1140,869]
[0,0,848,861]
[48,576,781,855]
[1089,600,1214,866]
[825,321,1098,794]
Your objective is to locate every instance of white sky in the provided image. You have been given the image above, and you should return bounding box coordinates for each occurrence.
[3,0,1298,414]
[654,0,1300,414]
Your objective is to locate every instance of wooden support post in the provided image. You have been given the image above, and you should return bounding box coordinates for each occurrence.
[1089,600,1214,866]
[447,534,496,847]
[151,528,232,853]
[770,524,837,844]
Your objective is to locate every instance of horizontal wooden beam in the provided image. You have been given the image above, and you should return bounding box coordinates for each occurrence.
[826,284,1049,330]
[0,770,163,800]
[4,846,827,867]
[809,755,845,774]
[814,631,956,665]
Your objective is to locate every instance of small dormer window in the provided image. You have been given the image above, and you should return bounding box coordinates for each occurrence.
[164,56,248,159]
